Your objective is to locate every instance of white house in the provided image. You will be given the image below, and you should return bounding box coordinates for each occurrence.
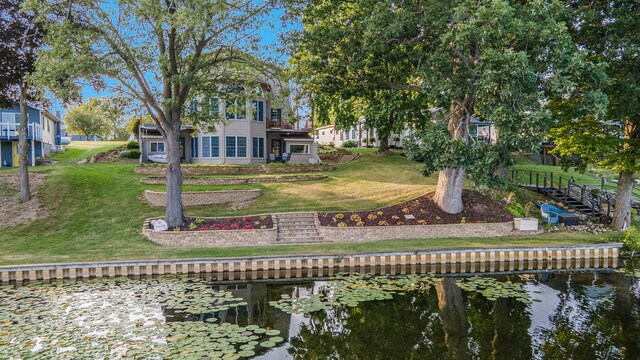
[316,114,496,148]
[139,79,319,165]
[316,117,410,148]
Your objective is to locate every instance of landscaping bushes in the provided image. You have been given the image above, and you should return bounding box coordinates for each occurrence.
[126,141,139,149]
[164,215,274,231]
[623,226,640,257]
[342,140,357,148]
[118,150,141,159]
[318,145,337,154]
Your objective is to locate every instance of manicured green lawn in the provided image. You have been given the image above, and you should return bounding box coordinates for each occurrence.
[0,142,612,266]
[512,156,607,186]
[513,155,640,201]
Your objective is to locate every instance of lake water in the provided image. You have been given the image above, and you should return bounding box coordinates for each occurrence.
[1,260,639,359]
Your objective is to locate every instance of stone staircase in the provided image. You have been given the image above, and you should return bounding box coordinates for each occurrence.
[274,213,325,243]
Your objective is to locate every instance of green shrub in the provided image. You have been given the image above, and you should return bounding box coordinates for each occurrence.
[119,150,141,159]
[623,226,640,257]
[632,208,638,218]
[318,145,337,154]
[504,193,536,218]
[126,141,139,149]
[342,140,357,148]
[506,202,526,218]
[606,231,625,243]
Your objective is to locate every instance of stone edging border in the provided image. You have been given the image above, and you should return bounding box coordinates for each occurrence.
[140,174,328,186]
[0,244,623,283]
[134,164,336,176]
[143,189,261,207]
[315,217,523,242]
[142,216,278,246]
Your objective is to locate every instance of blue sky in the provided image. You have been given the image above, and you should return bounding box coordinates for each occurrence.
[51,9,298,117]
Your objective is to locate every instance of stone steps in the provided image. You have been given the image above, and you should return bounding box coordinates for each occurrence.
[275,213,324,243]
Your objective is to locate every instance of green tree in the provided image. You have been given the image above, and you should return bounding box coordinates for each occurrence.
[0,0,46,202]
[290,0,579,213]
[63,99,108,141]
[29,0,280,227]
[549,1,640,231]
[96,97,130,141]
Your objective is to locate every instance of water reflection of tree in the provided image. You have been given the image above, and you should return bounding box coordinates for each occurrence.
[457,275,532,360]
[287,277,537,359]
[436,278,469,360]
[536,272,640,359]
[287,289,450,359]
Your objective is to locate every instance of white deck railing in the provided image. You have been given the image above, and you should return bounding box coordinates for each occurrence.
[0,123,43,141]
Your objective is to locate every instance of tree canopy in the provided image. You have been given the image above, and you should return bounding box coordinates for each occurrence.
[63,99,109,140]
[0,0,46,202]
[290,0,581,212]
[28,0,282,226]
[549,0,640,230]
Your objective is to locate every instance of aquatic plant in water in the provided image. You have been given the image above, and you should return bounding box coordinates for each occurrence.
[0,277,279,359]
[269,273,533,315]
[455,276,531,303]
[269,273,436,314]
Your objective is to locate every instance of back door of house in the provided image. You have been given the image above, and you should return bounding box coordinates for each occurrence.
[12,142,19,167]
[271,139,282,157]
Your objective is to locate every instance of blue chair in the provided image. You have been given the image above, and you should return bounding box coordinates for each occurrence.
[282,152,291,163]
[540,203,559,224]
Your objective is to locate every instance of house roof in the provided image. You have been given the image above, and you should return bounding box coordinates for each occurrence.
[140,124,193,131]
[42,110,62,123]
[316,124,335,130]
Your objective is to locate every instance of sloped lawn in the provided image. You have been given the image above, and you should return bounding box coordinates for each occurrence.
[0,142,612,266]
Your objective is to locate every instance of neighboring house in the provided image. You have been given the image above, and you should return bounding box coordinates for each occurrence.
[469,117,497,144]
[139,79,318,165]
[317,118,379,147]
[0,105,63,168]
[317,114,497,148]
[71,134,103,141]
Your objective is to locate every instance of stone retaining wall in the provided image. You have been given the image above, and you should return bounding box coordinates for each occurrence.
[142,218,277,247]
[316,220,516,242]
[143,189,261,207]
[134,164,335,176]
[140,174,328,186]
[0,244,623,283]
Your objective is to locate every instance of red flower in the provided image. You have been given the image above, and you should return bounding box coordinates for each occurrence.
[230,223,240,229]
[242,216,252,223]
[221,226,231,230]
[243,225,255,230]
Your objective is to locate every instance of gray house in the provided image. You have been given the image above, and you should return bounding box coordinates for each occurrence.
[139,79,318,165]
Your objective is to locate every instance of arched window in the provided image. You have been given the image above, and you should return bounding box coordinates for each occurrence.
[225,84,247,120]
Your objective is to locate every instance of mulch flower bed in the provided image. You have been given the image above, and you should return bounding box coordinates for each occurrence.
[166,215,273,231]
[91,145,138,163]
[318,191,513,227]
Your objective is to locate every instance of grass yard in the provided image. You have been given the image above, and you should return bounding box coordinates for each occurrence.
[0,142,614,266]
[513,155,640,200]
[512,156,607,185]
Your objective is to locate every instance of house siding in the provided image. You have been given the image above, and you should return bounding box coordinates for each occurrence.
[0,105,60,168]
[140,79,315,165]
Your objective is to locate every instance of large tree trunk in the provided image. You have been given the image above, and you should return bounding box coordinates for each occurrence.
[164,122,183,228]
[378,136,389,153]
[434,168,466,213]
[434,100,471,214]
[611,171,635,231]
[436,278,469,360]
[18,82,31,202]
